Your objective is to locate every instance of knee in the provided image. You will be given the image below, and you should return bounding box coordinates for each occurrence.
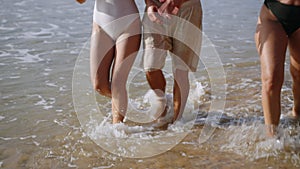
[93,81,111,97]
[261,73,283,93]
[291,67,300,83]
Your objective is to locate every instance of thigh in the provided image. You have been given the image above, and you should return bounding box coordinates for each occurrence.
[90,22,115,81]
[255,5,288,78]
[113,19,141,79]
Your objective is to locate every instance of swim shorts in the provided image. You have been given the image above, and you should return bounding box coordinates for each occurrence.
[142,0,202,72]
[264,0,300,36]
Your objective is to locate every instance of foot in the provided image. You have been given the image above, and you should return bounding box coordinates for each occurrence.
[150,105,171,129]
[152,98,174,130]
[144,89,167,120]
[155,113,173,130]
[112,112,124,124]
[265,124,278,138]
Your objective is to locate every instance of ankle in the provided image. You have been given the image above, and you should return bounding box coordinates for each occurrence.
[292,107,300,118]
[112,111,124,124]
[113,117,124,124]
[265,124,278,138]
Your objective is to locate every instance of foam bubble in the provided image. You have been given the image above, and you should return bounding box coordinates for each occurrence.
[0,116,5,121]
[218,122,300,165]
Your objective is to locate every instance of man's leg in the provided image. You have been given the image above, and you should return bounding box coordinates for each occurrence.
[146,69,167,119]
[173,69,189,122]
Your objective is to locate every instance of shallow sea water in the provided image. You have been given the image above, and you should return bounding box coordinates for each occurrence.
[0,0,299,168]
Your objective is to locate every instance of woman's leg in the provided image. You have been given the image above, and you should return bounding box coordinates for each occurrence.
[255,5,288,136]
[111,19,141,123]
[173,69,189,122]
[289,29,300,118]
[90,22,115,98]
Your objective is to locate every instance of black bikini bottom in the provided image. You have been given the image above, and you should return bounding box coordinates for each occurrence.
[264,0,300,36]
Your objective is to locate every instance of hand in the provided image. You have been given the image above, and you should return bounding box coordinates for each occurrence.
[76,0,86,4]
[158,0,180,15]
[147,5,163,24]
[159,0,183,7]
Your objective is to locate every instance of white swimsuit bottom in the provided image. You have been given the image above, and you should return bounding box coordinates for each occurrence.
[93,0,140,40]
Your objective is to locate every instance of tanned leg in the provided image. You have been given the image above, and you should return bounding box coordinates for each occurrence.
[255,5,288,136]
[289,29,300,119]
[146,69,167,118]
[173,69,189,122]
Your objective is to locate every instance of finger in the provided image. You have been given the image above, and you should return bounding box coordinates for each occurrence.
[148,12,158,22]
[158,1,171,15]
[171,6,179,15]
[148,12,163,24]
[156,18,163,24]
[154,15,163,24]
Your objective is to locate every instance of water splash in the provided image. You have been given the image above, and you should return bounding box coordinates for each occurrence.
[218,119,300,166]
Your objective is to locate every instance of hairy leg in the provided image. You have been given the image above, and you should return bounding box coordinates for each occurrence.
[173,69,189,122]
[289,29,300,118]
[255,5,288,135]
[111,19,141,123]
[90,22,115,98]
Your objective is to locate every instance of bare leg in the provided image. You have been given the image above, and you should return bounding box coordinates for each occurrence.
[289,29,300,118]
[173,69,189,122]
[146,70,166,92]
[145,69,167,118]
[255,5,288,136]
[111,19,141,123]
[90,22,115,98]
